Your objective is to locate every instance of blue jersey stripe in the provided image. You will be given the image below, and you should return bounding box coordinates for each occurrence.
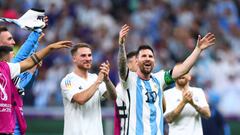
[143,80,157,135]
[152,76,164,135]
[136,77,143,135]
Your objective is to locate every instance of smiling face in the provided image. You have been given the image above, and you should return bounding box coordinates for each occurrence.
[137,49,155,75]
[0,31,15,47]
[72,47,92,71]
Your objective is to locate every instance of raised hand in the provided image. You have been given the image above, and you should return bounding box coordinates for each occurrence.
[48,41,72,50]
[119,24,130,45]
[38,33,45,42]
[196,33,215,50]
[43,16,48,28]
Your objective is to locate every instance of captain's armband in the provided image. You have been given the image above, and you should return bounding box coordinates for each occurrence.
[164,69,174,85]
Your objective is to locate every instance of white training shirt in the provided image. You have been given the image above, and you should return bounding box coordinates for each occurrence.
[118,70,173,135]
[7,63,20,79]
[164,87,209,135]
[60,72,107,135]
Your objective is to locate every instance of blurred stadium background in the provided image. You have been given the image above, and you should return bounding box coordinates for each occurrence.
[0,0,240,134]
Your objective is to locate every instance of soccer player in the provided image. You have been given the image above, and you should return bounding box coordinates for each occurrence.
[117,24,215,135]
[60,43,117,135]
[114,51,137,135]
[164,72,211,135]
[0,41,72,134]
[0,16,47,135]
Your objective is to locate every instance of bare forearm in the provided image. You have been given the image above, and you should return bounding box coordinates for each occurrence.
[118,44,128,80]
[165,101,186,123]
[19,46,52,72]
[103,79,117,100]
[192,104,211,118]
[172,47,201,79]
[73,81,101,105]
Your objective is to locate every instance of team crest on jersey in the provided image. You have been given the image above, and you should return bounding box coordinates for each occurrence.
[145,91,157,103]
[65,79,72,90]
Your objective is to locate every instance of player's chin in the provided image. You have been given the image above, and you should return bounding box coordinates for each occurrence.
[81,64,91,69]
[143,69,152,74]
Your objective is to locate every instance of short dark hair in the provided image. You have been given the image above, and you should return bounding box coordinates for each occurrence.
[127,51,137,60]
[0,46,12,60]
[0,26,8,34]
[70,43,92,56]
[137,45,154,55]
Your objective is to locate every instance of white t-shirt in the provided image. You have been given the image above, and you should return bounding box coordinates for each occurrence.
[117,70,172,135]
[7,63,20,79]
[164,87,209,135]
[60,72,107,135]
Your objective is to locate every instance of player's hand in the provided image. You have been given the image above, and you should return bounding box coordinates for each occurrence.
[196,33,215,50]
[43,16,48,29]
[48,41,72,50]
[99,60,111,82]
[182,90,193,103]
[97,72,104,83]
[119,24,130,45]
[38,33,45,42]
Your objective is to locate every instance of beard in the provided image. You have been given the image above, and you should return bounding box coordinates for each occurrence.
[139,64,153,75]
[176,78,188,86]
[77,63,92,71]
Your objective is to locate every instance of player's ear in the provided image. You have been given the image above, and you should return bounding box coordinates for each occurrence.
[72,55,77,63]
[187,74,191,81]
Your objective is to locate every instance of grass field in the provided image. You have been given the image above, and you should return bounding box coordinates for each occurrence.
[26,117,240,135]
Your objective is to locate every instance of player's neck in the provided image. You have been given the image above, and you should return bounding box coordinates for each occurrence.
[137,70,150,80]
[176,84,189,91]
[74,67,88,79]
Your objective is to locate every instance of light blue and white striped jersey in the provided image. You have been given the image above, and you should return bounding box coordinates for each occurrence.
[117,70,174,135]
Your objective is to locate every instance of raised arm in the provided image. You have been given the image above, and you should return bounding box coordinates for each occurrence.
[12,16,48,62]
[118,24,130,81]
[172,33,215,79]
[101,61,117,100]
[19,41,72,72]
[11,31,41,62]
[13,33,45,91]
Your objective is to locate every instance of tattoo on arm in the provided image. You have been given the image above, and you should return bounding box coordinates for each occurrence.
[104,79,117,100]
[118,44,128,80]
[165,111,176,123]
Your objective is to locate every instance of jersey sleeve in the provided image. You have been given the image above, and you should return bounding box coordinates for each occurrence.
[61,77,80,102]
[155,69,174,90]
[7,63,21,79]
[11,31,41,63]
[194,88,209,108]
